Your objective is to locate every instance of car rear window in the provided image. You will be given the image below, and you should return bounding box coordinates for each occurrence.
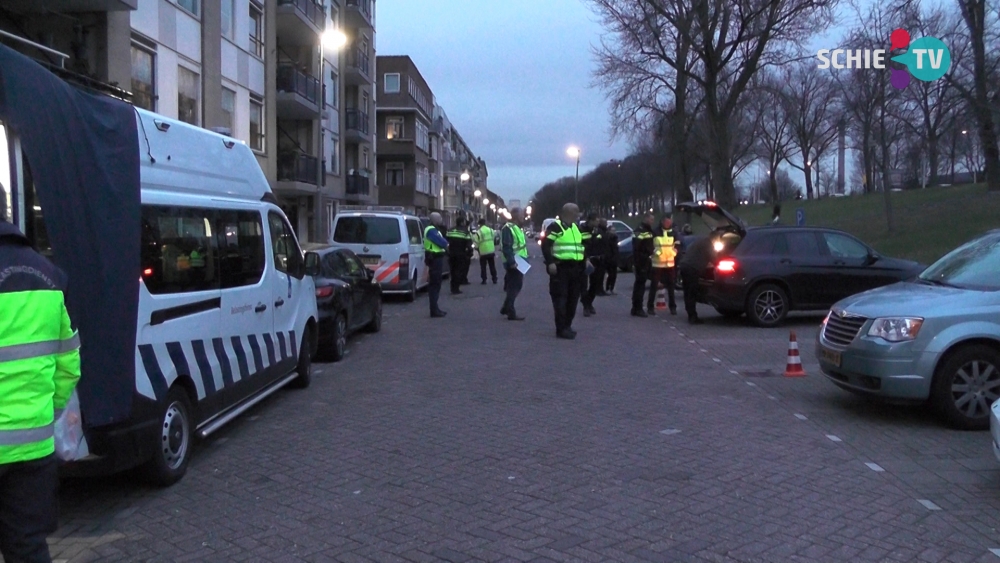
[333,216,402,245]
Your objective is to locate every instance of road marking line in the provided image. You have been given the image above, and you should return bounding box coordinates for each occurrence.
[746,382,756,387]
[768,396,777,400]
[700,349,708,353]
[865,462,885,472]
[917,499,941,511]
[730,370,740,374]
[794,414,808,420]
[713,358,722,363]
[826,435,842,442]
[989,548,1000,557]
[660,429,681,435]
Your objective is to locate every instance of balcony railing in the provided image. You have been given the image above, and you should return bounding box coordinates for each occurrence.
[277,0,325,29]
[348,49,370,76]
[278,152,319,185]
[345,109,369,135]
[346,174,370,196]
[346,0,372,19]
[276,65,320,104]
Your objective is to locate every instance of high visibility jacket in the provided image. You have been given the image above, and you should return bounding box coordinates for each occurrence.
[423,225,446,254]
[653,231,677,268]
[189,248,206,268]
[0,222,81,465]
[502,223,528,259]
[548,222,585,262]
[476,226,495,254]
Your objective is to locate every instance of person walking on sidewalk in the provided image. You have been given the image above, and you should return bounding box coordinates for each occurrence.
[446,217,473,295]
[541,203,586,339]
[646,215,678,316]
[0,219,82,563]
[630,212,655,317]
[475,221,498,285]
[579,212,603,317]
[424,213,450,318]
[499,208,527,321]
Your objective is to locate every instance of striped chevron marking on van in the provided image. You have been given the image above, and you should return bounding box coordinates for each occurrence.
[375,261,400,283]
[134,331,297,402]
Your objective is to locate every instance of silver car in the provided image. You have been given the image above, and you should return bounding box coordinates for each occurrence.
[817,230,1000,429]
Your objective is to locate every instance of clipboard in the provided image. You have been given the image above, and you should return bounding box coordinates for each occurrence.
[514,255,531,275]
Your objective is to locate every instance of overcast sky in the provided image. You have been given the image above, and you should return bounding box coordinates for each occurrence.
[375,0,631,205]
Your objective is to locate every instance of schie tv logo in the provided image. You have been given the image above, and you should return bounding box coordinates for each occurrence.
[816,29,951,89]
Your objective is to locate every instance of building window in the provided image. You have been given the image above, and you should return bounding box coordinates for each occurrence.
[386,116,403,140]
[177,0,199,16]
[384,73,400,93]
[362,148,370,171]
[130,43,155,111]
[327,71,338,107]
[362,91,369,115]
[416,121,429,153]
[221,88,236,135]
[249,94,264,151]
[221,0,234,39]
[385,163,404,186]
[178,67,199,126]
[249,2,264,58]
[328,136,340,175]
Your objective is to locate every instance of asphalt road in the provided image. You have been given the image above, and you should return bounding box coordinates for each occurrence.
[20,255,1000,563]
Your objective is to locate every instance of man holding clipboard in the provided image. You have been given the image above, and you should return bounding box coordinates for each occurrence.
[499,208,528,321]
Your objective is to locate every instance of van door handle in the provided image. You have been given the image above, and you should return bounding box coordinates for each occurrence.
[255,304,267,313]
[274,299,285,307]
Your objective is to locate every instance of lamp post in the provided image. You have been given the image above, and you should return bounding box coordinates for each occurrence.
[317,27,347,240]
[567,146,581,203]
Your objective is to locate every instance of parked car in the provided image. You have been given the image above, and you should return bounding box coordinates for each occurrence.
[304,245,383,362]
[817,229,1000,430]
[677,201,924,327]
[992,400,1000,460]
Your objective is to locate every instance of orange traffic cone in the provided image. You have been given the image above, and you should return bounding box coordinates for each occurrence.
[655,285,668,311]
[784,331,806,377]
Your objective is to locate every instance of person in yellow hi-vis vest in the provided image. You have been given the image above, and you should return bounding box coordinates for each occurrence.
[0,219,82,563]
[646,215,678,315]
[475,221,498,285]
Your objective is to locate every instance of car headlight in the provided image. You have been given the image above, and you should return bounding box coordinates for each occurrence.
[867,317,923,342]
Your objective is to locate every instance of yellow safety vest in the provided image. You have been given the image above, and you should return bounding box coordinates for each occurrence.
[477,226,495,254]
[549,223,584,262]
[653,232,677,268]
[504,223,528,258]
[423,226,446,254]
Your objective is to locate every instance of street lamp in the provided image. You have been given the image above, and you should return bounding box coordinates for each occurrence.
[567,146,581,203]
[315,27,348,240]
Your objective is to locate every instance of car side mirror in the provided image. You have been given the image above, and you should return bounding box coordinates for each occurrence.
[866,252,880,265]
[304,252,321,277]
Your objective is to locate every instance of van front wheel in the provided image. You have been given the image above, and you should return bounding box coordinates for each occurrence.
[142,387,193,487]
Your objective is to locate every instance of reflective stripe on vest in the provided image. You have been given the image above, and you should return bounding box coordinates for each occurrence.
[0,423,54,446]
[504,224,528,258]
[446,229,472,240]
[478,226,495,254]
[653,233,677,268]
[550,223,584,261]
[423,226,445,253]
[0,332,80,363]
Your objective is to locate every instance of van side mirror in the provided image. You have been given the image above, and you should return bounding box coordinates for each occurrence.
[304,252,321,276]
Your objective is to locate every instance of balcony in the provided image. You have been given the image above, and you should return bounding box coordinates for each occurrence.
[276,0,324,45]
[346,173,371,196]
[276,65,320,119]
[344,109,370,144]
[17,0,138,10]
[277,152,320,190]
[344,48,372,85]
[345,0,373,29]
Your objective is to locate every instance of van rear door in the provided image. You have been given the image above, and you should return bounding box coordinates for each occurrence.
[332,214,405,284]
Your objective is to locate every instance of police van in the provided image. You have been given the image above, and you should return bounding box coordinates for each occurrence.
[0,48,318,486]
[330,207,428,301]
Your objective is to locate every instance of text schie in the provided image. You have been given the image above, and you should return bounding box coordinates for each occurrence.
[816,49,889,69]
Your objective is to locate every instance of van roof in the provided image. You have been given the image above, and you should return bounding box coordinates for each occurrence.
[136,108,272,203]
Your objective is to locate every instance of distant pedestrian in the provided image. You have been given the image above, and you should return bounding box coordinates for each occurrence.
[541,203,586,339]
[646,215,678,316]
[579,213,603,317]
[604,222,619,294]
[446,217,473,295]
[0,219,82,563]
[499,208,527,321]
[424,212,449,318]
[475,221,498,285]
[630,212,656,317]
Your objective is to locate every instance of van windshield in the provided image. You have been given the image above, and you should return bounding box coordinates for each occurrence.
[334,216,402,245]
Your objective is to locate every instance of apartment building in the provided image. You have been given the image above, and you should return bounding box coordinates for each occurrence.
[0,0,376,243]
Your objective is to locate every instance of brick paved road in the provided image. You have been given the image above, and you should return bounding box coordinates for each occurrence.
[15,257,1000,563]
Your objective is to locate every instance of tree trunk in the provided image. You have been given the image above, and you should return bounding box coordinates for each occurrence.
[803,159,814,199]
[961,0,1000,191]
[927,133,940,186]
[769,168,779,203]
[879,108,895,232]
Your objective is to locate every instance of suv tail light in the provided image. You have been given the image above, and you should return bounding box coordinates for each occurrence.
[399,253,409,269]
[716,259,737,274]
[316,286,334,298]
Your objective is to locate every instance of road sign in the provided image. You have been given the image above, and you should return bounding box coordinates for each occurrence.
[796,208,805,226]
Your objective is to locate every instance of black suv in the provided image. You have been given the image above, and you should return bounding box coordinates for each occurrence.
[676,202,924,327]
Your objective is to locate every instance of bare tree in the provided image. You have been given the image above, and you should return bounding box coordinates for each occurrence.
[749,74,793,202]
[782,62,839,199]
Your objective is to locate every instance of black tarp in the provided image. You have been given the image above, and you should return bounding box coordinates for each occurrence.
[0,44,140,426]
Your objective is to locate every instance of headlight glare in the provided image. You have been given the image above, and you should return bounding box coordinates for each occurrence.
[867,317,923,342]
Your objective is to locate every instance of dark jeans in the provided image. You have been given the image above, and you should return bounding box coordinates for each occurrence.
[605,260,618,291]
[449,255,468,292]
[647,267,677,311]
[503,266,523,316]
[480,254,497,282]
[427,254,445,313]
[0,455,58,563]
[458,255,472,284]
[549,262,585,332]
[631,262,650,310]
[581,260,605,307]
[680,267,701,318]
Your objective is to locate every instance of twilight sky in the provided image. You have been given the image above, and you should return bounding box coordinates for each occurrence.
[375,0,631,205]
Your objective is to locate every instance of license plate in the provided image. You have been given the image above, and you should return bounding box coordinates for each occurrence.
[820,347,842,367]
[360,256,380,265]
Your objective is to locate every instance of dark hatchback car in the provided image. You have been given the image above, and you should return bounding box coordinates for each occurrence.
[303,245,383,361]
[678,202,925,327]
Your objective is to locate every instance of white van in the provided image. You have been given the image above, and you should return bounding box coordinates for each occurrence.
[3,108,318,486]
[330,207,427,301]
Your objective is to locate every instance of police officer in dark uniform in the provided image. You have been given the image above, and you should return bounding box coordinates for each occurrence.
[604,221,619,294]
[630,212,655,317]
[678,232,714,324]
[541,203,586,339]
[446,217,473,295]
[579,212,603,317]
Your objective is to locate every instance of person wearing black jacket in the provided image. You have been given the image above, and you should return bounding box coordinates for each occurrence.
[678,233,714,324]
[630,212,656,317]
[579,213,603,317]
[603,221,619,294]
[446,217,473,295]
